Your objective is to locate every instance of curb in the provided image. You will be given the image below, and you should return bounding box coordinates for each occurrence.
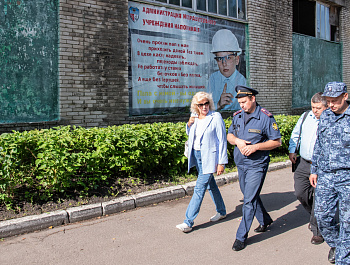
[0,161,291,238]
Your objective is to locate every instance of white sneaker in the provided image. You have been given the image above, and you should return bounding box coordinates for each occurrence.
[210,213,227,222]
[176,223,192,232]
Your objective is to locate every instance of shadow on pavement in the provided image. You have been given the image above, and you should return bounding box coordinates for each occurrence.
[192,191,309,242]
[247,203,308,245]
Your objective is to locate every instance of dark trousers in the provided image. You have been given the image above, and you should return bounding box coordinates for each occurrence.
[236,164,273,242]
[294,157,321,236]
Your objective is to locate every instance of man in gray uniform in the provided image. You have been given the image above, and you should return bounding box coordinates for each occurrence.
[310,81,350,264]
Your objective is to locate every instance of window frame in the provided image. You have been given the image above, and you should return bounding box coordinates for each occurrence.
[316,1,331,41]
[143,0,247,21]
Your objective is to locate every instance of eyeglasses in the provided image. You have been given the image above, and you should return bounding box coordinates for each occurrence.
[197,101,209,108]
[214,53,237,64]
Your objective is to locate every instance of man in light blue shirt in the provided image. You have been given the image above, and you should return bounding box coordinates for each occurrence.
[208,29,246,111]
[289,92,327,245]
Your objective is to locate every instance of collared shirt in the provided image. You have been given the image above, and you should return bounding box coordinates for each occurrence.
[288,111,319,161]
[228,104,281,167]
[311,106,350,174]
[208,70,246,111]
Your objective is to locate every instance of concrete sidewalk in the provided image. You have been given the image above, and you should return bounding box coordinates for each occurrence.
[0,163,332,264]
[0,161,289,239]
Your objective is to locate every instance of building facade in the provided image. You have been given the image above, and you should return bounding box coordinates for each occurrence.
[0,0,348,133]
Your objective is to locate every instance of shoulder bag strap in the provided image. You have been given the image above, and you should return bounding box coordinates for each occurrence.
[295,110,310,154]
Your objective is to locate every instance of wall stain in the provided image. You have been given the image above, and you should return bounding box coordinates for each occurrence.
[81,0,128,125]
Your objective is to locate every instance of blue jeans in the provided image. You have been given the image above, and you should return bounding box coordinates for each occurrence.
[184,150,226,227]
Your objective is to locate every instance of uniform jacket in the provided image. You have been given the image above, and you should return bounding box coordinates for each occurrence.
[228,104,281,167]
[187,110,228,174]
[311,106,350,174]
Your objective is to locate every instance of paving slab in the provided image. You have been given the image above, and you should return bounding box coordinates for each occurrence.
[66,203,103,223]
[132,185,186,208]
[0,210,68,238]
[102,196,135,216]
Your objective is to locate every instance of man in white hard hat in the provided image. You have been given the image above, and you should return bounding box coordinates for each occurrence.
[208,29,247,111]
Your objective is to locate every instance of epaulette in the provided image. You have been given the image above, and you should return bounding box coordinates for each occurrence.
[233,110,242,117]
[261,108,272,117]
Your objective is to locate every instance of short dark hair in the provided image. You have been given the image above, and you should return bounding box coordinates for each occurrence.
[311,92,327,107]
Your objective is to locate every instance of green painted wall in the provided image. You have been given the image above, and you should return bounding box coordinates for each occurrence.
[292,33,342,108]
[0,0,59,123]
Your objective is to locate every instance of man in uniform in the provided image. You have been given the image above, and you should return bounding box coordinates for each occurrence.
[227,85,281,251]
[310,81,350,264]
[288,92,327,245]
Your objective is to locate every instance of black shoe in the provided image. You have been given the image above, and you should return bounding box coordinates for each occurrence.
[328,247,335,264]
[232,239,246,251]
[311,235,324,245]
[254,221,273,233]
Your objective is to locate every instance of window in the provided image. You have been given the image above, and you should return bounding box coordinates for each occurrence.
[151,0,246,20]
[293,0,339,42]
[293,0,315,37]
[316,2,330,40]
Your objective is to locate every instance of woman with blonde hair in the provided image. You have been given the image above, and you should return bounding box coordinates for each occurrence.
[176,92,228,232]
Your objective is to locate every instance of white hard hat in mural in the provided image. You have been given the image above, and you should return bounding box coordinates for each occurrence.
[211,29,242,55]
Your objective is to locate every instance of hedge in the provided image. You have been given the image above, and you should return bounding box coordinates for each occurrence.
[0,115,299,208]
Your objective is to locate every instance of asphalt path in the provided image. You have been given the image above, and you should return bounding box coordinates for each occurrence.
[0,166,331,265]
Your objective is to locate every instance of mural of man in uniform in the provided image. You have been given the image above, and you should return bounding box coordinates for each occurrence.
[208,29,246,111]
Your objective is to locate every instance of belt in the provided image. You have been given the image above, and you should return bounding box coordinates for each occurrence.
[302,158,312,164]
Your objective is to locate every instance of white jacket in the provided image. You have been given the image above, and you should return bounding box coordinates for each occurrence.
[187,110,228,174]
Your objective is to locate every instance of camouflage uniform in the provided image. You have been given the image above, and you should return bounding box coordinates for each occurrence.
[311,82,350,264]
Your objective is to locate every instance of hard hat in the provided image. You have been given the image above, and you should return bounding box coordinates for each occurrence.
[211,29,242,55]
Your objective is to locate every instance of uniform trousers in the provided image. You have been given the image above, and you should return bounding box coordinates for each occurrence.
[294,157,322,236]
[184,150,226,227]
[315,170,350,264]
[236,164,273,242]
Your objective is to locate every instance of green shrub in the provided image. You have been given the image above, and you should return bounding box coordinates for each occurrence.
[273,115,300,154]
[0,114,299,208]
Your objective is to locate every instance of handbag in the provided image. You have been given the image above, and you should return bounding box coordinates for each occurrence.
[292,110,310,172]
[292,156,301,172]
[184,140,189,158]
